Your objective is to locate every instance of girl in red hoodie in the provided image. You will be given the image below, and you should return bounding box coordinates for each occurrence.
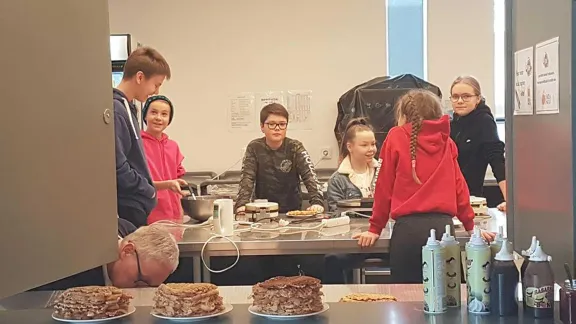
[353,89,495,283]
[141,95,189,224]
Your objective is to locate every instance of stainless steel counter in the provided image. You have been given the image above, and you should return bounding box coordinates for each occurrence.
[0,303,560,324]
[180,220,403,256]
[175,218,486,257]
[168,212,505,282]
[174,219,455,283]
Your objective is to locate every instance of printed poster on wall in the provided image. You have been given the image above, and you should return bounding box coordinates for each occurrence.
[228,93,256,132]
[534,37,560,115]
[256,91,285,110]
[255,91,285,127]
[513,47,534,115]
[286,90,312,130]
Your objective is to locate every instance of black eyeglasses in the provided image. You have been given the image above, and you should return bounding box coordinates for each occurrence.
[450,94,477,103]
[264,122,288,130]
[134,249,152,287]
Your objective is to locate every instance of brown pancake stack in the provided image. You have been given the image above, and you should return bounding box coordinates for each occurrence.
[340,293,398,302]
[251,276,324,315]
[152,283,225,317]
[53,286,132,320]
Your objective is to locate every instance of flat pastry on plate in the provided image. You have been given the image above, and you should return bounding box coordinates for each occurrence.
[340,293,398,302]
[286,210,317,217]
[53,286,132,320]
[152,283,225,317]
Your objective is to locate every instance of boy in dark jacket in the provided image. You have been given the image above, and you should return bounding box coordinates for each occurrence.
[235,103,324,214]
[113,47,171,227]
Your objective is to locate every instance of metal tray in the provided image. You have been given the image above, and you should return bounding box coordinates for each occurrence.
[337,198,374,208]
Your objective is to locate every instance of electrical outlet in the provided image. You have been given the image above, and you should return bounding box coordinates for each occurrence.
[320,146,332,160]
[240,147,246,156]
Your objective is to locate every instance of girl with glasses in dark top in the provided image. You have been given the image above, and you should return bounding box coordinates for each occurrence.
[450,76,507,212]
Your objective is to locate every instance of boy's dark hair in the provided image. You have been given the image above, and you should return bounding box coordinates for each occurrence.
[122,47,171,80]
[260,103,289,124]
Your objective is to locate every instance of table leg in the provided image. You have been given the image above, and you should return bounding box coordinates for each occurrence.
[352,269,361,284]
[203,256,211,283]
[193,257,201,283]
[461,251,467,282]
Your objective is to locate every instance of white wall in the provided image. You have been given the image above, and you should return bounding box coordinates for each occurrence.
[108,0,387,172]
[109,0,499,173]
[427,0,496,113]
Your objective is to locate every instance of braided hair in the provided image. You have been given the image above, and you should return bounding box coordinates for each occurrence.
[339,117,373,163]
[395,89,443,184]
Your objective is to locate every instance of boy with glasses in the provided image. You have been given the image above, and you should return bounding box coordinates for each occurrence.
[235,103,324,214]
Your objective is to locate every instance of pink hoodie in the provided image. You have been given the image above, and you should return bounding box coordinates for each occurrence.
[141,131,186,224]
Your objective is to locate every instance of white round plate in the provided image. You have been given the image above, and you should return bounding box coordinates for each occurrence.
[151,304,233,322]
[248,303,329,320]
[52,306,136,323]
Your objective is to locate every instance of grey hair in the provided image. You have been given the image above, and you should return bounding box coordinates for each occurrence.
[122,225,180,271]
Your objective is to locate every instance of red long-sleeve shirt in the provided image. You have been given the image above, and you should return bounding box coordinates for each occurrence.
[369,115,475,234]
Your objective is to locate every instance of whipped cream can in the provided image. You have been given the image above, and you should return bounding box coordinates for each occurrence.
[466,228,491,314]
[440,225,461,307]
[422,229,447,314]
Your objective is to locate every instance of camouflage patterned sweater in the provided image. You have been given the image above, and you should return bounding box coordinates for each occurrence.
[235,137,324,213]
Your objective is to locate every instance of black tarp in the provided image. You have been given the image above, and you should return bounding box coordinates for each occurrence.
[334,74,442,153]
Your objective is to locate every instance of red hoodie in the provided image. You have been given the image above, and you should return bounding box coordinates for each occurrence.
[141,131,186,224]
[369,115,474,234]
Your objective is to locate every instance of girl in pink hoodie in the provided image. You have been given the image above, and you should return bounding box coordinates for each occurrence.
[141,95,189,224]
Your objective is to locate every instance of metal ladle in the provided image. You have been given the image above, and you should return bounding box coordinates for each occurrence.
[186,183,197,200]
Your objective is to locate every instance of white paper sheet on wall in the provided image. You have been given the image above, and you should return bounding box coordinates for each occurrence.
[513,46,534,115]
[286,90,312,130]
[229,93,256,132]
[534,37,560,115]
[256,91,285,126]
[257,91,285,109]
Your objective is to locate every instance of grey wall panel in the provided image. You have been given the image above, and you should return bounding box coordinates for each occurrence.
[0,0,118,298]
[505,0,515,246]
[510,0,574,280]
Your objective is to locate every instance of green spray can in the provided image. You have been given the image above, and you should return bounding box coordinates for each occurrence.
[465,226,491,314]
[422,229,447,313]
[440,224,461,307]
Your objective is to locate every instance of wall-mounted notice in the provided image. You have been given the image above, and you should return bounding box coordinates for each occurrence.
[513,47,534,115]
[256,91,285,110]
[229,93,256,132]
[286,90,312,130]
[534,37,560,115]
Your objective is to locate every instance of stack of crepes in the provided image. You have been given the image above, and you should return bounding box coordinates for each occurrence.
[152,283,225,317]
[53,286,132,320]
[251,276,324,315]
[340,293,398,302]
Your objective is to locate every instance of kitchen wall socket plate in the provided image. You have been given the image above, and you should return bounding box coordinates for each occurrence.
[240,147,246,156]
[320,146,332,159]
